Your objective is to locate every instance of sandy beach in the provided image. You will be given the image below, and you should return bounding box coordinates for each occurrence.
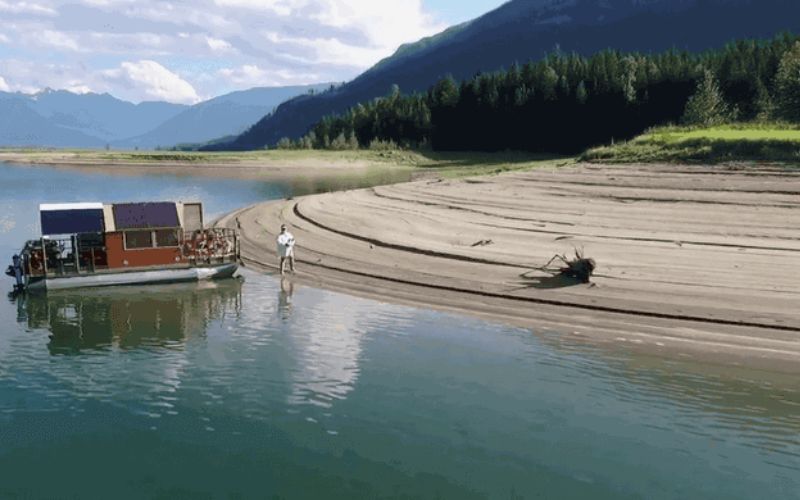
[218,163,800,371]
[0,150,406,180]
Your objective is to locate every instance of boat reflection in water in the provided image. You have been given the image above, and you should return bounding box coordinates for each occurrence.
[15,278,244,354]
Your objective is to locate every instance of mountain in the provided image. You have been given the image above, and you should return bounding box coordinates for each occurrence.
[0,89,186,147]
[24,89,187,142]
[0,84,333,149]
[116,84,332,149]
[0,97,106,148]
[217,0,800,150]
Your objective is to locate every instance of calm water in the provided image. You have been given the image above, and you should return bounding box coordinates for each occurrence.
[0,162,799,499]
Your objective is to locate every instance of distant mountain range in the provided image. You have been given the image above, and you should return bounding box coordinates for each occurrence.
[0,90,184,148]
[116,84,331,149]
[0,84,330,149]
[0,98,107,148]
[216,0,800,150]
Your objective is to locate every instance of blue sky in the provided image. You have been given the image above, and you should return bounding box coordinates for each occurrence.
[426,0,506,24]
[0,0,507,104]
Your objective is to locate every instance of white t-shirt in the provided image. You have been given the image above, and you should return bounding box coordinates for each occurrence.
[277,231,295,257]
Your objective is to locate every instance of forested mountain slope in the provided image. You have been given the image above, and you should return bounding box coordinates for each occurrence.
[217,0,800,150]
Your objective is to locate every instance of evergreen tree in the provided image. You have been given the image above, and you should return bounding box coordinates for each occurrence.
[296,35,797,153]
[621,56,638,103]
[775,41,800,121]
[576,80,588,104]
[303,131,316,149]
[347,132,360,150]
[682,70,732,126]
[330,132,348,150]
[431,76,459,107]
[754,79,776,121]
[539,65,559,100]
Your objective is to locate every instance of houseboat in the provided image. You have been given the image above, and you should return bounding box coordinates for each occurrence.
[5,201,239,292]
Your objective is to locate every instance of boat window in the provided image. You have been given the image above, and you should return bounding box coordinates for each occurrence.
[78,232,105,248]
[125,230,153,249]
[155,229,179,248]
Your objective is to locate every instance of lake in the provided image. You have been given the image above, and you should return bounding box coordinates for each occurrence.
[0,161,798,499]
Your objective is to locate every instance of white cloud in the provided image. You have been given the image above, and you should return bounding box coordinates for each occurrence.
[0,1,57,16]
[85,31,171,56]
[0,59,69,94]
[255,1,444,65]
[213,0,292,15]
[122,3,234,30]
[104,60,200,104]
[66,84,92,94]
[39,30,80,51]
[0,58,198,102]
[263,31,392,68]
[0,0,449,100]
[0,75,10,92]
[312,0,441,52]
[206,36,233,53]
[218,64,266,84]
[218,64,320,87]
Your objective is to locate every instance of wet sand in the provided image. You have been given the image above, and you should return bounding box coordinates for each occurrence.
[218,163,800,372]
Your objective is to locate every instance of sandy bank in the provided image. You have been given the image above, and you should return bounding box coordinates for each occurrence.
[218,163,800,372]
[0,150,406,181]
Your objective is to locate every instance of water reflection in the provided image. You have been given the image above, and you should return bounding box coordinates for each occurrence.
[15,279,243,354]
[612,354,800,454]
[536,331,800,458]
[278,277,294,320]
[282,290,373,409]
[0,272,798,498]
[2,160,799,498]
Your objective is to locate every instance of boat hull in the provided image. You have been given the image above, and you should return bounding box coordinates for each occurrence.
[27,263,239,291]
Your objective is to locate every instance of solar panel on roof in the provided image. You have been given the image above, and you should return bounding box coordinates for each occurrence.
[113,202,180,230]
[40,207,105,236]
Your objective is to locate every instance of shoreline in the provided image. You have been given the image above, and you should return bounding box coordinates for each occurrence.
[0,149,571,181]
[217,162,800,372]
[0,150,411,181]
[6,152,798,370]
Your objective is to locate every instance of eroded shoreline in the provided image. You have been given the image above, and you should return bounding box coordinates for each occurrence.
[217,163,800,372]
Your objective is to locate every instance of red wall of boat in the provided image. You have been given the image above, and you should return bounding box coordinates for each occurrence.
[105,233,184,269]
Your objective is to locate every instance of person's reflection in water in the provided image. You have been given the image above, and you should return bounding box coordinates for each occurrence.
[278,277,294,321]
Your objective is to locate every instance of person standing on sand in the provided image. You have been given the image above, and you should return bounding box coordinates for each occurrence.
[276,224,296,275]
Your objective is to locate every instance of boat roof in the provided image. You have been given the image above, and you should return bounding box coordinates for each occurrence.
[40,203,105,236]
[38,201,203,235]
[113,202,180,230]
[40,203,104,211]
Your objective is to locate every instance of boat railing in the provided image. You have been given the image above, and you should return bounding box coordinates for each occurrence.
[24,228,239,279]
[182,228,240,265]
[25,236,109,278]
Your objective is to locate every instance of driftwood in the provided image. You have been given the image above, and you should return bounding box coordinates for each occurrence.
[538,248,596,283]
[471,239,494,247]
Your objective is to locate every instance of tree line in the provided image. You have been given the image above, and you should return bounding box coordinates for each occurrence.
[278,34,800,153]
